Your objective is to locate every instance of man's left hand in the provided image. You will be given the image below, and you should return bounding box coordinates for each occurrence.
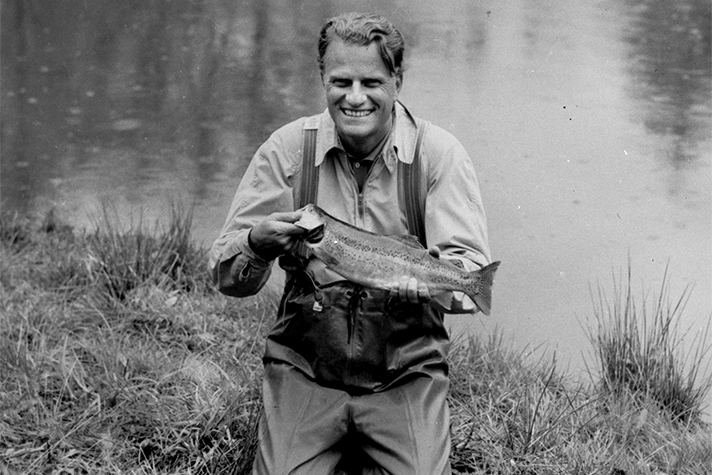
[390,275,431,304]
[389,246,440,304]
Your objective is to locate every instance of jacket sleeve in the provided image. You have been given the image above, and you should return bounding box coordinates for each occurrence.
[422,124,492,273]
[208,122,301,297]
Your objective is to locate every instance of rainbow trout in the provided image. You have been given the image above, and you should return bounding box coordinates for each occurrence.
[294,204,500,315]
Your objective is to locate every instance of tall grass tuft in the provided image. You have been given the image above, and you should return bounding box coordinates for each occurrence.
[448,333,600,474]
[86,203,210,302]
[588,262,712,424]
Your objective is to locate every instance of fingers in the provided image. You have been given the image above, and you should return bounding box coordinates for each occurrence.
[268,210,303,222]
[268,211,306,235]
[400,276,416,303]
[416,280,431,302]
[389,276,430,304]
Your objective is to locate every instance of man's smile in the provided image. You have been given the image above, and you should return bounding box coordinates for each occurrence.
[342,108,374,118]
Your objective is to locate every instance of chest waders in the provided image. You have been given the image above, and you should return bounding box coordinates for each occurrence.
[269,116,449,393]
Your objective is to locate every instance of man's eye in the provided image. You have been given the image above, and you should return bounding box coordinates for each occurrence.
[363,80,382,87]
[332,79,350,87]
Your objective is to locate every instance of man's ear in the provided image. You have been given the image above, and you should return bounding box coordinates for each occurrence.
[395,74,403,94]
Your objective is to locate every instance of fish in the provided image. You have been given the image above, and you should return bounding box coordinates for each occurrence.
[294,204,500,315]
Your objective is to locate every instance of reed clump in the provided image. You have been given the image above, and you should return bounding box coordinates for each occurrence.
[86,204,210,301]
[1,209,710,474]
[588,263,712,424]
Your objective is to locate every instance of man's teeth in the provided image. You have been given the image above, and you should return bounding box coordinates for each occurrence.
[343,109,372,117]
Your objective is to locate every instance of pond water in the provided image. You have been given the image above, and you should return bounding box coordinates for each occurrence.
[2,0,711,413]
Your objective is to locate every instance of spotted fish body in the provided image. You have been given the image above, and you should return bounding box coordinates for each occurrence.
[295,204,500,315]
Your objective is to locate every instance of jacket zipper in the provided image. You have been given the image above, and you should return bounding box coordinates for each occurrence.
[357,192,364,226]
[351,159,369,227]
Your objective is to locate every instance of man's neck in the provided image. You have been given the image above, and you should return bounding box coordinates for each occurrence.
[340,119,393,161]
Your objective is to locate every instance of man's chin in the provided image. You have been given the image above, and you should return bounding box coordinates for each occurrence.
[335,122,374,141]
[338,113,375,126]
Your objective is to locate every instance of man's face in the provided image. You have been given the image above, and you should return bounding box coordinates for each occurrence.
[322,38,402,155]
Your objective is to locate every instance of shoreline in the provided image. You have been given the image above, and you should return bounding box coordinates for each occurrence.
[1,211,710,474]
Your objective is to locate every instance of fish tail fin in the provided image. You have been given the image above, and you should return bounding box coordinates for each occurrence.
[467,261,501,316]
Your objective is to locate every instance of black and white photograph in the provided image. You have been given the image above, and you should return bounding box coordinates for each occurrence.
[1,1,710,473]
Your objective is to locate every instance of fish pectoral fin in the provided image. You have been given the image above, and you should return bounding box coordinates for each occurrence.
[319,254,340,268]
[390,234,425,249]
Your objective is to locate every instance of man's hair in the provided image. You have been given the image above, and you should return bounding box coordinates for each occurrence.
[317,12,405,79]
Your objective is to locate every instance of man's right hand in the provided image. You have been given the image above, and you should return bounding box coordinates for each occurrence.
[248,211,306,261]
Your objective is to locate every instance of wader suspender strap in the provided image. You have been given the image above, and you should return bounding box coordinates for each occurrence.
[398,119,427,247]
[298,118,320,208]
[291,117,320,261]
[294,116,427,255]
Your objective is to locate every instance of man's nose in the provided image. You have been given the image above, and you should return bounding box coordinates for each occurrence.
[346,82,366,105]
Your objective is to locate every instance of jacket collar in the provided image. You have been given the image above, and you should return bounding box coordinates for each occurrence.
[314,101,419,172]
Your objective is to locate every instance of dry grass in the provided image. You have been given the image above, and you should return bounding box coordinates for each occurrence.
[1,209,710,474]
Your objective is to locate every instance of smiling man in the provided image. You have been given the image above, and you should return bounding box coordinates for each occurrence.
[322,38,401,159]
[209,12,492,475]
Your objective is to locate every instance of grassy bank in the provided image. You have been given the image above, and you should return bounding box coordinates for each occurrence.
[1,209,710,474]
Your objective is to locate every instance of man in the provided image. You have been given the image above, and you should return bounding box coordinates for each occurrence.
[209,12,491,475]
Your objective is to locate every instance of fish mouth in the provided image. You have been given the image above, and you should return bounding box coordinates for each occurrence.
[304,224,325,244]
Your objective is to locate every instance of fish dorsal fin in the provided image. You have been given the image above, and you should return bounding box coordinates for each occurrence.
[391,234,425,249]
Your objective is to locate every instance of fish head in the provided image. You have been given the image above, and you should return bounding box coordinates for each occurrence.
[295,204,326,246]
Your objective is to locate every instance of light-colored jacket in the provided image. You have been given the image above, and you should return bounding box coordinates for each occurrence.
[209,102,491,297]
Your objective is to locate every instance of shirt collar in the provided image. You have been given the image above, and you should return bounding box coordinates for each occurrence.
[314,101,419,173]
